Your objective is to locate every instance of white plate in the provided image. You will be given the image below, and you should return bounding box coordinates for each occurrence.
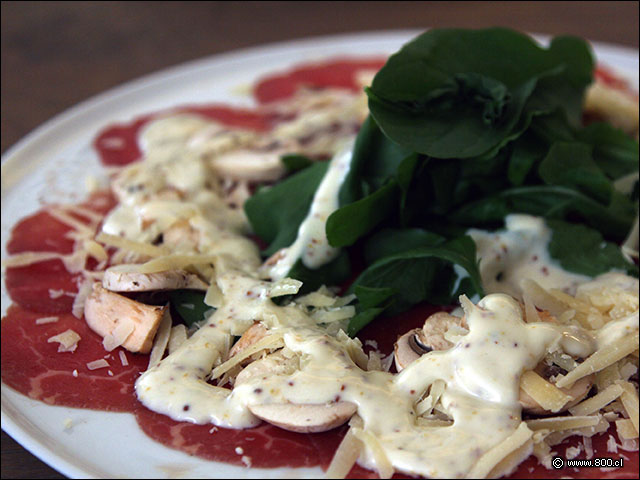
[2,30,639,479]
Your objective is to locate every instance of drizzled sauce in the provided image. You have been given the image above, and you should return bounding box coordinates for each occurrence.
[265,142,354,280]
[2,58,638,479]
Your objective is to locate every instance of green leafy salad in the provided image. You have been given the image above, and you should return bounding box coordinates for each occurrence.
[193,28,640,335]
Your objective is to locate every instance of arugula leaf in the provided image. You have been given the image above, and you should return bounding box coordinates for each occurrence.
[547,220,638,277]
[576,122,639,180]
[347,307,387,337]
[281,154,313,172]
[353,285,397,310]
[169,290,212,327]
[285,250,351,295]
[367,78,538,159]
[527,36,594,127]
[327,182,398,248]
[396,153,424,225]
[508,131,548,186]
[363,228,445,264]
[538,142,612,204]
[243,28,636,341]
[348,235,483,331]
[367,28,593,159]
[451,185,635,241]
[339,115,412,205]
[244,161,329,256]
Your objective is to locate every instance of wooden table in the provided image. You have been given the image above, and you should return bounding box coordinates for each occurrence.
[1,1,638,478]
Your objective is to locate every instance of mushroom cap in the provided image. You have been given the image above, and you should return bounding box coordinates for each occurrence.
[84,283,166,354]
[394,329,423,372]
[394,312,467,371]
[103,268,208,292]
[249,401,357,433]
[228,322,268,359]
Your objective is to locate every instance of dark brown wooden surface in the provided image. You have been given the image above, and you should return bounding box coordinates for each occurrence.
[1,1,638,478]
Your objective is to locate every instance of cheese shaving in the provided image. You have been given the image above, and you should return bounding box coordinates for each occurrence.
[47,207,95,235]
[72,277,94,319]
[466,422,533,479]
[35,316,59,325]
[86,359,110,370]
[96,232,169,257]
[147,309,173,369]
[210,333,285,380]
[168,324,188,354]
[119,350,129,367]
[48,329,81,353]
[103,321,135,352]
[325,426,364,479]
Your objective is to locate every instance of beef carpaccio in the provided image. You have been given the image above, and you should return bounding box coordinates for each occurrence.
[2,34,639,480]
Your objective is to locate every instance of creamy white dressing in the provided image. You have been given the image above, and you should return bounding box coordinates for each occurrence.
[137,271,617,478]
[101,115,258,265]
[468,214,592,299]
[264,142,353,280]
[99,101,638,478]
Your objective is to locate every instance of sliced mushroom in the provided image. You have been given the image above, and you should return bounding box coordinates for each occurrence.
[235,348,357,433]
[228,322,268,359]
[249,402,358,433]
[162,219,200,251]
[394,312,467,371]
[394,329,424,371]
[211,149,286,182]
[102,268,208,292]
[394,310,594,415]
[84,283,167,353]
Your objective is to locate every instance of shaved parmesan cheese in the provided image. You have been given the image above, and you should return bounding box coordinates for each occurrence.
[83,239,109,262]
[35,316,59,325]
[119,350,129,367]
[47,207,94,235]
[296,286,339,307]
[565,445,582,459]
[310,305,356,324]
[204,282,223,308]
[72,277,94,319]
[102,321,135,352]
[61,203,105,224]
[210,333,285,380]
[367,350,383,371]
[2,252,62,268]
[47,329,81,353]
[269,278,303,297]
[326,426,363,479]
[583,436,594,459]
[168,325,188,354]
[61,249,88,274]
[620,362,638,381]
[147,309,173,369]
[96,232,169,257]
[86,359,110,370]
